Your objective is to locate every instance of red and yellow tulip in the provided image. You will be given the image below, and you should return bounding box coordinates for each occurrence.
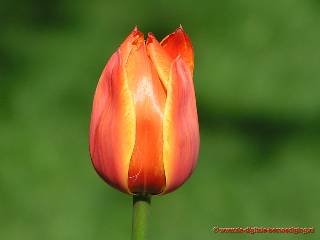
[89,27,199,195]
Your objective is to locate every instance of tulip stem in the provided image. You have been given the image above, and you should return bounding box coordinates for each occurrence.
[131,195,151,240]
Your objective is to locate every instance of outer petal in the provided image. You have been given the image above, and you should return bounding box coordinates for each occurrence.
[126,41,167,195]
[160,27,194,74]
[162,57,200,194]
[89,51,135,193]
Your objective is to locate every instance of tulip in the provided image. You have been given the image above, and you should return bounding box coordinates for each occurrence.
[89,27,199,196]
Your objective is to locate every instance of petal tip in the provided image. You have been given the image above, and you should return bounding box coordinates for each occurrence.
[132,26,144,36]
[128,26,144,41]
[146,32,156,44]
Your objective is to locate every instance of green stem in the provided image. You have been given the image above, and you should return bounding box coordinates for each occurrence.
[131,195,151,240]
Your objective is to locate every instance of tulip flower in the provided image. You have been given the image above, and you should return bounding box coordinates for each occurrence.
[89,26,199,239]
[89,26,199,194]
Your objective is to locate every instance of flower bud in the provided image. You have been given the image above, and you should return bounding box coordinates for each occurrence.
[89,27,199,195]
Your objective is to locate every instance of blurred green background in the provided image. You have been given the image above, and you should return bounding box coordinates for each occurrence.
[1,0,319,239]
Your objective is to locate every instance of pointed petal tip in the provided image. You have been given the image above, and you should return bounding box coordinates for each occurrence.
[160,27,194,74]
[124,27,144,48]
[132,25,142,34]
[129,26,144,39]
[146,32,156,44]
[176,27,187,37]
[177,24,184,31]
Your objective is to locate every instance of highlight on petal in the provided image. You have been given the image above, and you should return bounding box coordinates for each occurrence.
[162,57,200,194]
[89,51,136,193]
[146,33,172,89]
[160,27,194,74]
[125,39,167,195]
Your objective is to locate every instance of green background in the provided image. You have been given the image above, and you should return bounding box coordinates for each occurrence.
[1,0,319,239]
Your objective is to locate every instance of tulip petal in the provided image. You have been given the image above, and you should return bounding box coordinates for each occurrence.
[146,33,171,89]
[89,51,136,193]
[161,27,194,74]
[162,57,200,194]
[119,26,144,64]
[126,41,167,195]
